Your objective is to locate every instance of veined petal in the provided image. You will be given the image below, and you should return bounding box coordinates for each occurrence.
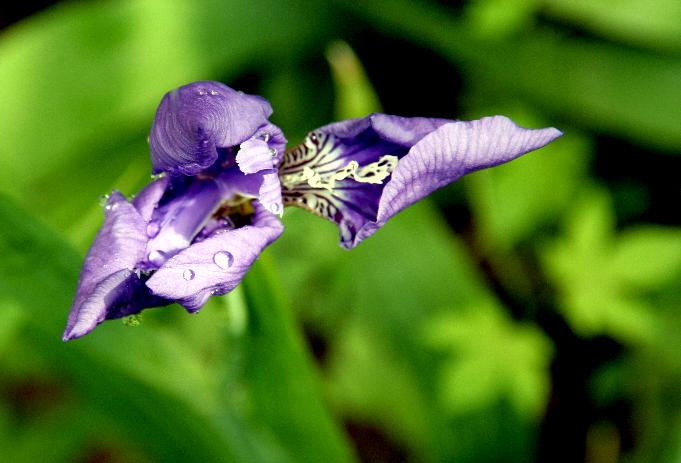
[145,202,283,312]
[354,116,562,247]
[281,114,561,248]
[236,138,276,174]
[258,172,284,215]
[150,81,272,176]
[64,192,149,340]
[132,175,169,222]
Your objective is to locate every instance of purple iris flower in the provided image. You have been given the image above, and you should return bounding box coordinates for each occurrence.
[63,81,562,341]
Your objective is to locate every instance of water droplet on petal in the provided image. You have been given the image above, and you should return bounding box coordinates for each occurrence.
[146,220,160,238]
[150,172,166,181]
[98,194,110,206]
[269,148,277,157]
[148,250,167,266]
[213,251,234,269]
[209,90,219,95]
[198,89,207,96]
[261,133,271,143]
[270,203,282,214]
[183,269,195,281]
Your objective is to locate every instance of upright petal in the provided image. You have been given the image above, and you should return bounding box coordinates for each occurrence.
[145,202,283,312]
[150,81,273,176]
[64,192,149,340]
[132,175,169,222]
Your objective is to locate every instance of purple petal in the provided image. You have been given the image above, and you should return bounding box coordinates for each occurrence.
[64,192,149,340]
[258,172,284,215]
[144,178,222,267]
[132,176,169,222]
[283,114,561,249]
[150,81,273,176]
[236,138,276,174]
[353,115,562,247]
[145,202,283,312]
[316,114,451,147]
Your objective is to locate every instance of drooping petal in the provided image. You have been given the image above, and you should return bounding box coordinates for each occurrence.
[150,81,273,176]
[145,202,283,312]
[353,116,563,247]
[281,114,561,248]
[63,192,149,340]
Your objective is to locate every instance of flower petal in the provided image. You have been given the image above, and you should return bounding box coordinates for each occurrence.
[145,202,283,312]
[150,81,273,176]
[132,175,169,222]
[63,192,149,340]
[353,115,563,247]
[282,114,561,249]
[144,178,222,267]
[236,138,276,174]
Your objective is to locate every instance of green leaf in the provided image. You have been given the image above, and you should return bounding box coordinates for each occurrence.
[240,257,357,463]
[540,187,681,344]
[326,40,383,119]
[338,0,681,152]
[0,194,353,462]
[544,0,681,53]
[610,227,681,289]
[424,300,552,418]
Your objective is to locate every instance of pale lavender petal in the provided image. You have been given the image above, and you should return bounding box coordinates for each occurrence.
[132,176,169,222]
[144,179,222,267]
[258,172,283,215]
[352,116,563,247]
[316,114,450,147]
[145,202,283,312]
[150,81,272,176]
[64,192,149,340]
[236,138,275,174]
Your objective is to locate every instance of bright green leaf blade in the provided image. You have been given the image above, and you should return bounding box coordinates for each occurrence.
[610,226,681,289]
[544,0,681,53]
[338,0,681,152]
[241,257,357,463]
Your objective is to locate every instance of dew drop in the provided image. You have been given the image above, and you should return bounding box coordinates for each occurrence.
[213,251,234,269]
[270,203,282,214]
[98,194,110,206]
[269,147,277,157]
[209,90,219,95]
[150,172,166,181]
[198,89,208,96]
[183,269,195,281]
[261,133,271,143]
[148,250,166,266]
[146,220,160,238]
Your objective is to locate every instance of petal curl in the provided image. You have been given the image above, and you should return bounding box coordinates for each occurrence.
[63,192,149,340]
[353,116,562,247]
[283,114,561,249]
[145,202,283,312]
[150,81,272,176]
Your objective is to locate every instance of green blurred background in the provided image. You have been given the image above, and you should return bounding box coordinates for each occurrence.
[1,0,680,462]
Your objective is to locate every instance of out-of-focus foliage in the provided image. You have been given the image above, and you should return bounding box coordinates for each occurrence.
[0,0,679,462]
